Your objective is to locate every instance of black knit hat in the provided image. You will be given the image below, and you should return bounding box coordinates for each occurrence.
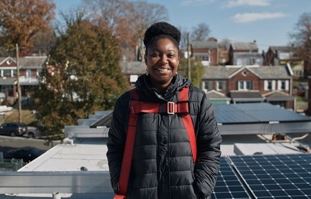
[143,22,181,48]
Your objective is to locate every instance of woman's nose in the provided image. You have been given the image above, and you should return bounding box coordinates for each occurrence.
[159,55,168,64]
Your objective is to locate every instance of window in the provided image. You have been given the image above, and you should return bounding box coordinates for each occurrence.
[216,80,226,91]
[264,80,276,91]
[12,69,16,77]
[281,81,286,90]
[268,81,272,90]
[26,69,32,78]
[238,80,253,90]
[278,80,289,91]
[3,69,11,77]
[202,56,209,61]
[203,80,213,91]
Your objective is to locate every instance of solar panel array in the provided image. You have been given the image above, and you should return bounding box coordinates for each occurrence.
[212,154,311,199]
[214,103,311,124]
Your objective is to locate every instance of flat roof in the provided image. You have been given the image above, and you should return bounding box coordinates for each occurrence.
[19,143,108,172]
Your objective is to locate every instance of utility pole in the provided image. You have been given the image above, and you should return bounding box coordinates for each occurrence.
[16,44,22,123]
[187,33,191,80]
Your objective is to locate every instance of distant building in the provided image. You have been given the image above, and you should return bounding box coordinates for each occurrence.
[191,38,218,66]
[265,46,304,79]
[120,61,145,86]
[0,56,46,104]
[229,41,263,65]
[202,65,295,109]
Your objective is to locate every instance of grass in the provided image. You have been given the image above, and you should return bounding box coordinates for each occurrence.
[0,109,37,125]
[296,96,308,112]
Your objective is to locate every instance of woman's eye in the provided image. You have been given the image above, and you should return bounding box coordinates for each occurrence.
[167,54,175,58]
[150,53,159,58]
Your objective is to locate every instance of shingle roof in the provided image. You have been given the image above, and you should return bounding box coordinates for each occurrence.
[231,42,258,51]
[230,91,263,99]
[203,66,240,79]
[191,40,218,49]
[19,56,47,69]
[0,56,47,69]
[121,61,146,75]
[203,65,291,79]
[233,52,263,58]
[248,66,291,79]
[269,46,294,53]
[206,90,230,99]
[264,91,295,101]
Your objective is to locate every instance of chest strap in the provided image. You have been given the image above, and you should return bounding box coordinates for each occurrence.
[114,87,197,199]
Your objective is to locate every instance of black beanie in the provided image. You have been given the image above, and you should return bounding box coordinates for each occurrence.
[143,22,181,48]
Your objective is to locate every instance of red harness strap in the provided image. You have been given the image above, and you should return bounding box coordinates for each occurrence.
[114,87,197,199]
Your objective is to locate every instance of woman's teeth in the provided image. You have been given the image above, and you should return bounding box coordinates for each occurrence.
[157,68,171,73]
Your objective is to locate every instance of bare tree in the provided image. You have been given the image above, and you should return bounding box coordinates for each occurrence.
[291,12,311,77]
[191,23,210,41]
[82,0,168,60]
[132,1,168,39]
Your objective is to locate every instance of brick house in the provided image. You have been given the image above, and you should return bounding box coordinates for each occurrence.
[0,56,46,103]
[202,65,295,109]
[191,38,218,66]
[229,41,263,65]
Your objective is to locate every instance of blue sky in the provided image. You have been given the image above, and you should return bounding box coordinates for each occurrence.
[54,0,311,51]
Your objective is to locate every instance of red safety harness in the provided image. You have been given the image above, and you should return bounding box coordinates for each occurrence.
[114,87,197,199]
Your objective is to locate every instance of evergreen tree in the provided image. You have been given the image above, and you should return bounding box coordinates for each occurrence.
[33,16,128,140]
[179,58,204,88]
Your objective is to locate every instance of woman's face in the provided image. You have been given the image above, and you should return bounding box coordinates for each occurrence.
[145,37,179,90]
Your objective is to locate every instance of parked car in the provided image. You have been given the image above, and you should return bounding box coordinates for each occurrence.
[22,126,42,138]
[3,147,45,162]
[0,122,27,137]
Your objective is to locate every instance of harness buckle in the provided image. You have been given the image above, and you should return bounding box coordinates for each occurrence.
[167,101,175,114]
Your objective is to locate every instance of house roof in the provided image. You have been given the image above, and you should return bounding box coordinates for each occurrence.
[231,42,258,51]
[19,56,47,69]
[203,66,240,79]
[264,91,295,101]
[233,52,263,58]
[0,56,46,69]
[121,61,146,75]
[269,46,294,53]
[203,65,291,79]
[191,40,218,49]
[230,91,264,101]
[206,90,230,100]
[249,66,291,79]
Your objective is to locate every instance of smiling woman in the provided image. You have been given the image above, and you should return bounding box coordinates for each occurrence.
[107,22,222,199]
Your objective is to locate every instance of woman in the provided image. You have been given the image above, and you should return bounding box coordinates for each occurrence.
[107,22,221,199]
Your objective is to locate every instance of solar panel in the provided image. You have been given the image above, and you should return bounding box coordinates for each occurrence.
[214,103,311,124]
[230,154,311,199]
[211,157,251,199]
